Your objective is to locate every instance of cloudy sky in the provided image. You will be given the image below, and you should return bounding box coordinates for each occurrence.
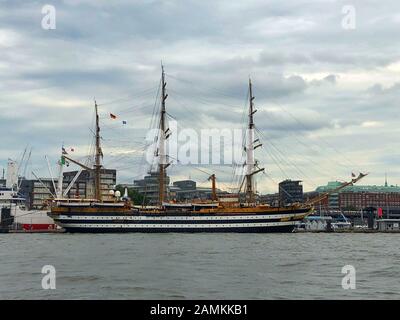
[1,0,399,193]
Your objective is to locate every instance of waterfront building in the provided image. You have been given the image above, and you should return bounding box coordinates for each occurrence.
[173,180,196,190]
[259,193,279,206]
[19,178,56,209]
[132,177,228,204]
[17,169,117,209]
[279,180,303,206]
[315,181,400,215]
[172,179,225,202]
[63,169,116,201]
[132,172,170,204]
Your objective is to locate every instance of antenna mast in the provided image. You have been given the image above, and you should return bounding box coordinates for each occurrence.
[94,100,102,201]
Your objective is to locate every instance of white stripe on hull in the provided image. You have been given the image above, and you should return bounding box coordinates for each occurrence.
[57,212,306,221]
[58,221,297,229]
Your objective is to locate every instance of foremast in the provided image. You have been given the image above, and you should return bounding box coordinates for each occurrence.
[245,78,264,204]
[62,101,103,201]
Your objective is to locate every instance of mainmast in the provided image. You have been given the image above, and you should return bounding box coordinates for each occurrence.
[94,100,102,201]
[158,65,169,205]
[245,78,264,204]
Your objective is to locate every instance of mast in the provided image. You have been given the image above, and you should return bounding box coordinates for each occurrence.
[244,78,264,204]
[158,65,168,205]
[52,103,103,201]
[94,100,102,201]
[245,79,255,203]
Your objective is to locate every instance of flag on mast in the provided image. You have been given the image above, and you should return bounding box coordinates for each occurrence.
[60,156,70,167]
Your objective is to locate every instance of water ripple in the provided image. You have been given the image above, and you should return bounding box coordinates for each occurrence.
[1,233,399,299]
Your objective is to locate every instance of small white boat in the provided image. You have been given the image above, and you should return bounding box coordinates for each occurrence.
[331,221,352,231]
[0,186,56,231]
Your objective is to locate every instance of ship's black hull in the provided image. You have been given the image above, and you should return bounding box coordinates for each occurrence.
[49,207,310,234]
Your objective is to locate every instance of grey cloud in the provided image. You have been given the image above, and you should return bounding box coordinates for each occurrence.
[258,50,397,69]
[1,0,400,189]
[310,74,338,86]
[367,82,400,96]
[20,68,134,90]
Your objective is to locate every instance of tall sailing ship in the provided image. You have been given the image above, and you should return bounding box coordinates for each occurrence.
[48,67,367,233]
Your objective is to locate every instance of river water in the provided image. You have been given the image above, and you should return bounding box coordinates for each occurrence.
[0,233,399,299]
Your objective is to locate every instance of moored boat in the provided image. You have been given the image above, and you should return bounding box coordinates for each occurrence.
[49,201,311,233]
[0,185,56,231]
